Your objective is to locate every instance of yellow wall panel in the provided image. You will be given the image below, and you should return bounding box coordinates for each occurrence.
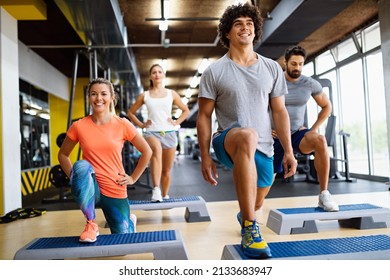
[0,0,47,20]
[21,78,89,198]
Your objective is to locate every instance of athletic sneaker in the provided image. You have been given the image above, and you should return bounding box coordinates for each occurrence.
[163,195,170,200]
[318,190,339,211]
[130,213,137,233]
[241,220,272,259]
[151,187,162,202]
[236,211,242,226]
[79,220,99,243]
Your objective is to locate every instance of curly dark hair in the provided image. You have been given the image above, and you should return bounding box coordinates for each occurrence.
[284,45,307,62]
[218,2,263,49]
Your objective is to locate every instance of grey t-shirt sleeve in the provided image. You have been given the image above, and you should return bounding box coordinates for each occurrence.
[199,67,216,100]
[269,60,288,99]
[311,77,323,96]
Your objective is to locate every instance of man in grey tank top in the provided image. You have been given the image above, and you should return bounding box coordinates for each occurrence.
[272,45,339,212]
[197,3,297,259]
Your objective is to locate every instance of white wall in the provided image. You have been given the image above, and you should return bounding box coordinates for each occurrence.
[0,8,22,214]
[18,41,69,101]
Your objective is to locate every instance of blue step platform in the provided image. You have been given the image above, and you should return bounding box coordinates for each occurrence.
[129,195,211,223]
[14,229,188,260]
[222,235,390,260]
[266,203,390,235]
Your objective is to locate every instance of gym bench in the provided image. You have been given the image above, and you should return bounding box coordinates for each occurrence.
[14,229,188,260]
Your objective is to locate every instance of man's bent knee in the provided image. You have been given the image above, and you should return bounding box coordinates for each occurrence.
[226,128,258,153]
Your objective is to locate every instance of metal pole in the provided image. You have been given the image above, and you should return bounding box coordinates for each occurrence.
[67,50,79,130]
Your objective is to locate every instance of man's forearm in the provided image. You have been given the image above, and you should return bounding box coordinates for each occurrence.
[197,116,212,157]
[273,110,293,155]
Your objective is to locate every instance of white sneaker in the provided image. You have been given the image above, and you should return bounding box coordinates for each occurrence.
[151,187,162,202]
[318,190,339,211]
[163,195,170,200]
[130,213,137,233]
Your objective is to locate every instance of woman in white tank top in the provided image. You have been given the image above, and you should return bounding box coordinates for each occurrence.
[127,64,189,202]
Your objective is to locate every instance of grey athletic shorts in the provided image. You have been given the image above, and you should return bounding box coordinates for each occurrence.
[143,131,178,149]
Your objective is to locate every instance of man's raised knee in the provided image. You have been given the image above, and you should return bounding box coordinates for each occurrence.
[235,128,258,146]
[315,134,328,152]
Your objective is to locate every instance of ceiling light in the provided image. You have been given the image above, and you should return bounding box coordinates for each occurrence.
[174,109,182,119]
[23,109,37,116]
[197,58,210,74]
[38,112,50,120]
[185,88,192,98]
[163,0,170,19]
[160,58,168,73]
[159,20,168,31]
[190,75,201,88]
[233,0,247,5]
[181,97,189,105]
[159,0,170,31]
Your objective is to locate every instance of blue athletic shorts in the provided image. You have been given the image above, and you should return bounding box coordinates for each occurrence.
[273,128,310,173]
[212,128,274,187]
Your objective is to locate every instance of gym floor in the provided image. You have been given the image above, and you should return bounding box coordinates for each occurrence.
[23,155,390,211]
[2,156,390,260]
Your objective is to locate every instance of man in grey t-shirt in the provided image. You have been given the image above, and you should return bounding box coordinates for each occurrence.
[272,45,339,212]
[197,3,297,259]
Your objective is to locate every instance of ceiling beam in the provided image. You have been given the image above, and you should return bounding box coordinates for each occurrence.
[0,0,47,20]
[257,0,304,47]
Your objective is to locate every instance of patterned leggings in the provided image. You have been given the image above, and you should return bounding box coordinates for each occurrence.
[70,160,135,234]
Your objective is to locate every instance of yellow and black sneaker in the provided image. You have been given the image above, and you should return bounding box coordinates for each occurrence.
[241,220,272,259]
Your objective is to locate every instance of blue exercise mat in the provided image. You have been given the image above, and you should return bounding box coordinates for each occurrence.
[26,230,177,250]
[278,203,382,215]
[232,235,390,259]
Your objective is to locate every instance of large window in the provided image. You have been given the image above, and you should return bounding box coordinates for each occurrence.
[316,50,336,74]
[20,79,51,170]
[332,38,358,62]
[365,51,388,176]
[307,21,388,179]
[339,60,369,174]
[363,23,382,52]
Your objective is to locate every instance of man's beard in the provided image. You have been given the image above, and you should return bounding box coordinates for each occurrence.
[287,68,301,79]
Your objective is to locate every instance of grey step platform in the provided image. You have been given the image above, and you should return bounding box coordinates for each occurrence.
[129,195,211,223]
[14,229,188,260]
[222,234,390,260]
[266,203,390,235]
